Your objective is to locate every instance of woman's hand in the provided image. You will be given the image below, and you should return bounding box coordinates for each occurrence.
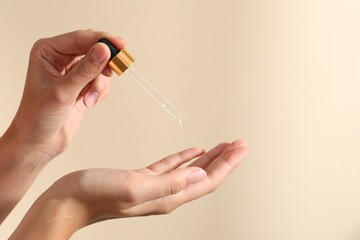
[6,30,126,162]
[0,30,125,223]
[10,140,248,240]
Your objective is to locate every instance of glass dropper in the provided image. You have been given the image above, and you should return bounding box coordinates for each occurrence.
[125,66,186,125]
[98,38,186,126]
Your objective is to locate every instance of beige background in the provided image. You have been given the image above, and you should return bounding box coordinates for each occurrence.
[1,0,360,239]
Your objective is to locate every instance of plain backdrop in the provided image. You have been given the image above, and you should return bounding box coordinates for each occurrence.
[1,0,360,239]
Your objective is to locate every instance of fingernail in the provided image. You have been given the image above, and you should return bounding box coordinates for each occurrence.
[86,91,99,107]
[231,139,247,148]
[188,169,207,184]
[91,44,107,64]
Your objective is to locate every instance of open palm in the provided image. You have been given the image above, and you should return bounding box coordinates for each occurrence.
[55,140,248,225]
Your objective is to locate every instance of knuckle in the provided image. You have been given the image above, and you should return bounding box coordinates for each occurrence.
[158,203,176,215]
[159,158,171,168]
[169,177,184,195]
[207,180,218,194]
[30,38,48,57]
[99,88,109,101]
[73,30,87,49]
[32,38,46,51]
[123,187,137,204]
[208,187,217,194]
[93,77,107,92]
[121,173,139,204]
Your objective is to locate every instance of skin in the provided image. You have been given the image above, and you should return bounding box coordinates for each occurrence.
[0,30,125,222]
[10,140,248,239]
[0,29,248,239]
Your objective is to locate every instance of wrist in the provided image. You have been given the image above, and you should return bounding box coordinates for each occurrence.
[1,122,51,168]
[0,127,50,223]
[10,180,89,240]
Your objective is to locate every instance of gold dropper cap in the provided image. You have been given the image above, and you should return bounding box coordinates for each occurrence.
[109,49,136,76]
[98,38,135,76]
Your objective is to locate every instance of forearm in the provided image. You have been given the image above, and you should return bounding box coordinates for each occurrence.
[9,180,89,240]
[0,126,49,223]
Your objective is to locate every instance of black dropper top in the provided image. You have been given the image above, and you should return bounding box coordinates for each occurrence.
[98,38,120,60]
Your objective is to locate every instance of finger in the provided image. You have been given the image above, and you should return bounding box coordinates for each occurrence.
[204,142,248,184]
[102,66,113,77]
[146,147,205,174]
[120,167,207,216]
[179,144,248,202]
[58,42,110,102]
[83,76,111,107]
[188,142,230,169]
[47,30,127,55]
[162,141,248,206]
[130,145,248,216]
[145,167,207,199]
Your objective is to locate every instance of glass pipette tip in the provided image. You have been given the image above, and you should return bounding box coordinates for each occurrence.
[98,38,185,125]
[126,66,186,126]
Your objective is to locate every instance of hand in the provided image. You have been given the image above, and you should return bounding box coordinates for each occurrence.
[10,140,248,239]
[0,30,126,223]
[6,30,126,162]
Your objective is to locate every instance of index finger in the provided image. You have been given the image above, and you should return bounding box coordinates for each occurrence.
[151,145,248,212]
[146,147,205,174]
[46,30,127,55]
[125,146,247,216]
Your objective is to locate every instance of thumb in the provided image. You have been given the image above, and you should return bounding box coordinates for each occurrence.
[158,167,207,196]
[61,42,110,100]
[136,167,207,203]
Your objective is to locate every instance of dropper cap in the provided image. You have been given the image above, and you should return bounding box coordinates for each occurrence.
[98,38,135,76]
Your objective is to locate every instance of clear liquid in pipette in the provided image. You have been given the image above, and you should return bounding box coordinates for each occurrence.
[126,66,186,125]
